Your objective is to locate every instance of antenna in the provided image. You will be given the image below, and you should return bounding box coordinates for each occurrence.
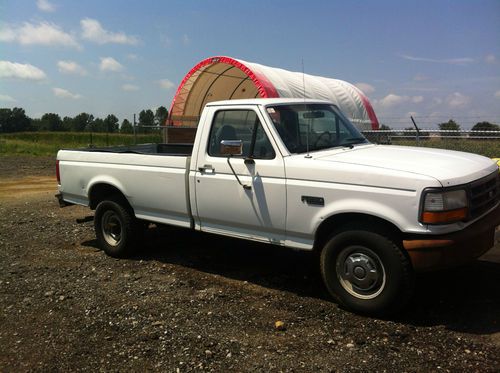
[302,59,312,158]
[301,59,306,99]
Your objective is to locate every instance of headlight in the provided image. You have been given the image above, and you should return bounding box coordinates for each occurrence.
[421,189,468,224]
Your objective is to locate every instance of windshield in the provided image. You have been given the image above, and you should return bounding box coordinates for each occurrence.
[266,104,368,154]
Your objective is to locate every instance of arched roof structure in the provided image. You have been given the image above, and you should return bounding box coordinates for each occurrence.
[168,56,379,130]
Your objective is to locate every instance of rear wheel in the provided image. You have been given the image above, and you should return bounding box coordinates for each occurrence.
[320,227,414,316]
[94,197,141,258]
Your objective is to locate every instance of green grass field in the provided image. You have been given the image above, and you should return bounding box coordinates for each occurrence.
[392,139,500,158]
[0,132,499,158]
[0,132,162,156]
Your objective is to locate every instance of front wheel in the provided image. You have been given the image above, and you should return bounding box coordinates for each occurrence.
[94,198,141,258]
[320,228,414,316]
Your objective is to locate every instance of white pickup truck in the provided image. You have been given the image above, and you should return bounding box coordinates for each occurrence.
[56,98,500,315]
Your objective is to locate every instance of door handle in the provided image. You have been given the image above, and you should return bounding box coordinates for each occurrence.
[198,164,215,174]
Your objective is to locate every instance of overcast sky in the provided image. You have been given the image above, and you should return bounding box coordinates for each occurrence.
[1,0,499,128]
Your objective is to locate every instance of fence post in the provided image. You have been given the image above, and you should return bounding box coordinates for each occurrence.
[410,116,420,146]
[133,113,137,145]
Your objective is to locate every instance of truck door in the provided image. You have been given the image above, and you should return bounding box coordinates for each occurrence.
[194,107,286,245]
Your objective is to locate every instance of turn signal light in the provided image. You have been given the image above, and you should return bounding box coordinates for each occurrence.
[421,207,467,224]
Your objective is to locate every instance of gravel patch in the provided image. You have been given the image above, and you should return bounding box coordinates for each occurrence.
[1,157,499,372]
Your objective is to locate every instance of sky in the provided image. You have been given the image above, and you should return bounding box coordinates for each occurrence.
[1,0,499,129]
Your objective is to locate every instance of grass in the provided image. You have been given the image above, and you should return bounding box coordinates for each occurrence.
[0,132,162,156]
[391,139,500,158]
[0,132,499,158]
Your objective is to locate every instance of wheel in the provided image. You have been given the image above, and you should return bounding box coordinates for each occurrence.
[94,197,141,258]
[320,227,414,316]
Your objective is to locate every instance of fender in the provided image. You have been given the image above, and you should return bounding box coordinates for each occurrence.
[312,197,414,235]
[285,195,417,250]
[87,175,129,206]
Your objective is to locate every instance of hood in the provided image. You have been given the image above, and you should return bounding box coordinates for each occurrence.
[313,145,497,186]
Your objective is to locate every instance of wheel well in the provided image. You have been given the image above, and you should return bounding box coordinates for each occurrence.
[88,183,131,211]
[313,213,403,252]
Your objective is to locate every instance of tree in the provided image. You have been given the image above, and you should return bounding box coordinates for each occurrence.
[120,119,133,134]
[470,121,500,137]
[31,118,41,131]
[438,119,461,138]
[138,109,155,133]
[73,113,94,132]
[379,124,391,130]
[154,106,168,126]
[39,113,63,131]
[0,108,31,132]
[62,116,73,132]
[89,118,106,132]
[104,114,119,133]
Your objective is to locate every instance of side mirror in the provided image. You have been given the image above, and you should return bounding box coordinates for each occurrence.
[221,139,251,190]
[220,139,243,156]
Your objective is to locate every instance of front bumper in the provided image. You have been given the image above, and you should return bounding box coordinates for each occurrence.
[403,204,500,271]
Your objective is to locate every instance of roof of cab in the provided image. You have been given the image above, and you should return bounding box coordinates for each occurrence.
[205,98,334,107]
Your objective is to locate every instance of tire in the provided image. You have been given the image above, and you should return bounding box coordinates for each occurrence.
[320,226,414,316]
[94,197,141,258]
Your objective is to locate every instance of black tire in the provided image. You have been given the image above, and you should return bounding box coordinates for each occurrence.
[320,226,414,316]
[94,197,141,258]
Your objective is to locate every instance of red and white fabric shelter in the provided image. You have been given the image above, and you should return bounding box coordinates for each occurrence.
[169,56,379,130]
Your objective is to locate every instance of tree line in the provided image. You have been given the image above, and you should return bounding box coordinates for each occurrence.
[379,120,500,137]
[0,106,168,134]
[2,106,498,137]
[437,120,499,136]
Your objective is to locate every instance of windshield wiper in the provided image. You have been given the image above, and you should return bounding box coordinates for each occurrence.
[294,138,367,153]
[340,137,367,148]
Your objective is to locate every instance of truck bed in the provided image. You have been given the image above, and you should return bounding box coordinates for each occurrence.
[57,144,193,228]
[69,143,193,156]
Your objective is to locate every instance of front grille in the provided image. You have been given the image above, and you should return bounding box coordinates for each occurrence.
[468,172,500,219]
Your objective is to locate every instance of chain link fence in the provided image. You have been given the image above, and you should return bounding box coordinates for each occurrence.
[362,130,500,145]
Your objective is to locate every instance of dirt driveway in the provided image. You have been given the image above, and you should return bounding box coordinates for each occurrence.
[1,156,499,372]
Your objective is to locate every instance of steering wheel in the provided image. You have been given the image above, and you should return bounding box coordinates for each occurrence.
[314,131,332,147]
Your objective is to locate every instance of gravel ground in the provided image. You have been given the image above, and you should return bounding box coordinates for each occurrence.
[1,155,499,372]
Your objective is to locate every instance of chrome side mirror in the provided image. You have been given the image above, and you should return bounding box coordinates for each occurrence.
[220,139,251,190]
[220,139,243,156]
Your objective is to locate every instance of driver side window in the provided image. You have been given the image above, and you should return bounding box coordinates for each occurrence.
[208,110,275,159]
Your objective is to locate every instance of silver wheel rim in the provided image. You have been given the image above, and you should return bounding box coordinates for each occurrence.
[101,210,122,247]
[336,246,386,300]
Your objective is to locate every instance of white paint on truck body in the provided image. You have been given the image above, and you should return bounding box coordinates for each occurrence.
[57,98,499,251]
